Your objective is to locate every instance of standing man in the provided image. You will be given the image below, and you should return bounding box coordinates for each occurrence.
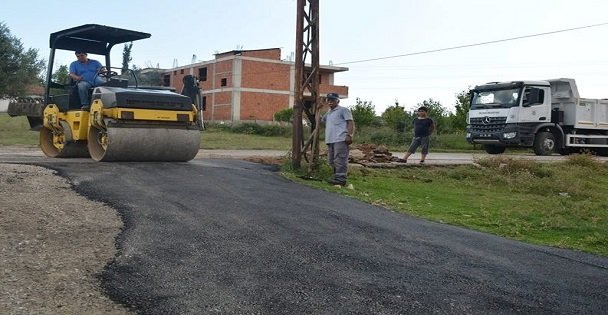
[321,92,355,186]
[69,50,105,109]
[402,106,435,164]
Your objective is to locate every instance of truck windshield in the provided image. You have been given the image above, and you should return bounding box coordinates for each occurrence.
[471,88,520,109]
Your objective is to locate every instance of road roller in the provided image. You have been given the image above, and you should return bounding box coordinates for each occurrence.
[8,24,202,162]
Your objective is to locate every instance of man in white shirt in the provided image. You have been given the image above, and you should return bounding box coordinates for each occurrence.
[321,93,355,186]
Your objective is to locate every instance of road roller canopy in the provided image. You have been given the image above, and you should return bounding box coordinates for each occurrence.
[50,24,151,55]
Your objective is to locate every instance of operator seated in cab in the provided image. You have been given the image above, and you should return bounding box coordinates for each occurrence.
[68,49,105,109]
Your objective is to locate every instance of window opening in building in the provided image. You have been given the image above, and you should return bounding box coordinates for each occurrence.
[202,96,207,111]
[221,78,227,87]
[180,69,184,74]
[199,67,208,81]
[163,75,170,86]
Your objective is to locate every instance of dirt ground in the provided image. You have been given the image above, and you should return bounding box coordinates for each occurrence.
[0,163,134,315]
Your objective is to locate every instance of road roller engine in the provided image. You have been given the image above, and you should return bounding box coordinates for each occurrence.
[8,24,202,162]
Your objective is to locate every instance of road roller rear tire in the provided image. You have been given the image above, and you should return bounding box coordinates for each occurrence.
[39,127,90,158]
[87,124,200,162]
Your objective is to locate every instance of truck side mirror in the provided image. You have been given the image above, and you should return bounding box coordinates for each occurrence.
[523,87,542,107]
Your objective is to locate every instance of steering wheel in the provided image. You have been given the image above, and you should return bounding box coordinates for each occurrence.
[97,70,118,78]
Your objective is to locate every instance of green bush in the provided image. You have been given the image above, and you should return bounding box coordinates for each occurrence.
[431,132,472,151]
[348,98,376,127]
[368,129,409,146]
[274,107,293,122]
[381,105,409,132]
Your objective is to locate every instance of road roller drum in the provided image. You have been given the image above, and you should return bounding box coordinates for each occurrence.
[88,123,200,162]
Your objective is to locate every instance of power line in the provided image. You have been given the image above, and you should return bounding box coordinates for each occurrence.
[335,22,608,66]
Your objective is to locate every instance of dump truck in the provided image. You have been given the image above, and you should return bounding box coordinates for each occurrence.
[8,24,202,161]
[465,78,608,156]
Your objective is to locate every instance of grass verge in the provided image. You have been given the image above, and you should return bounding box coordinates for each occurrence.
[0,114,39,146]
[201,127,291,150]
[282,154,608,257]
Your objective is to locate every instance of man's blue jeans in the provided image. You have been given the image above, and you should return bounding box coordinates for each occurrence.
[77,78,104,107]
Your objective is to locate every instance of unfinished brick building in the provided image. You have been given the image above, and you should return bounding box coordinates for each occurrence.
[161,48,348,122]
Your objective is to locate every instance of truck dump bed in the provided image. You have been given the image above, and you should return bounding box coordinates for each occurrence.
[549,79,608,129]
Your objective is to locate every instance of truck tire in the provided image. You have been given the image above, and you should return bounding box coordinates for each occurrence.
[533,131,556,155]
[484,144,506,154]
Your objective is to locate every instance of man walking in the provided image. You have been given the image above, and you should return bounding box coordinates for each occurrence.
[321,93,355,186]
[402,106,435,164]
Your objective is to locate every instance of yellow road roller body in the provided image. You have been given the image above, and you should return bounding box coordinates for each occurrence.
[41,97,201,162]
[9,24,203,162]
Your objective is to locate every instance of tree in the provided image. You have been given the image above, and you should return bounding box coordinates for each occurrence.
[417,98,447,121]
[381,102,408,132]
[121,42,133,74]
[132,65,163,86]
[417,98,449,133]
[348,98,375,128]
[449,88,471,131]
[52,65,69,84]
[0,22,45,97]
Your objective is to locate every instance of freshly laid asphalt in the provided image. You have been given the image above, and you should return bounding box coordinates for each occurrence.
[24,157,606,314]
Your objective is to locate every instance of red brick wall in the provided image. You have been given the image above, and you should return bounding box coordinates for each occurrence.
[241,60,290,90]
[240,92,290,121]
[161,49,348,122]
[212,105,232,121]
[241,49,281,60]
[170,70,186,93]
[320,84,348,98]
[215,48,280,60]
[213,92,231,106]
[212,91,232,120]
[213,60,232,89]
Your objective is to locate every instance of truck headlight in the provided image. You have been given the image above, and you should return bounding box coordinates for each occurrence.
[466,133,471,138]
[503,132,517,139]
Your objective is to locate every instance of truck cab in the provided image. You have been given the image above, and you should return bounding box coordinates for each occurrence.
[467,80,562,155]
[466,78,608,155]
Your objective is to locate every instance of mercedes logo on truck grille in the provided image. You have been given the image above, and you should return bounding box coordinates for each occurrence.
[482,116,491,124]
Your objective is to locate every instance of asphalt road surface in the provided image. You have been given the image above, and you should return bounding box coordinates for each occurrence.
[3,151,608,314]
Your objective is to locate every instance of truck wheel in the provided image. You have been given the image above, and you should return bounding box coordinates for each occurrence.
[484,144,506,154]
[533,131,555,155]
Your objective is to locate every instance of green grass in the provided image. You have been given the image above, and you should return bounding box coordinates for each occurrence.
[201,127,292,150]
[0,114,39,145]
[283,155,608,257]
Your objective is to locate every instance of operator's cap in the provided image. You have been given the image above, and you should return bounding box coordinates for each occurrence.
[74,49,87,55]
[325,92,340,100]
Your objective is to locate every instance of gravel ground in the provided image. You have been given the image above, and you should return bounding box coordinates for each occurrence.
[0,163,134,315]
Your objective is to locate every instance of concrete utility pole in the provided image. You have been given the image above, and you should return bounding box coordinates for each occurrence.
[292,0,320,170]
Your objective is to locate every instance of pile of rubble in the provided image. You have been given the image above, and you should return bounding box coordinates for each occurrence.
[349,143,404,165]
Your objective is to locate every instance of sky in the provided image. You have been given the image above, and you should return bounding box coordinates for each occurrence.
[2,0,608,115]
